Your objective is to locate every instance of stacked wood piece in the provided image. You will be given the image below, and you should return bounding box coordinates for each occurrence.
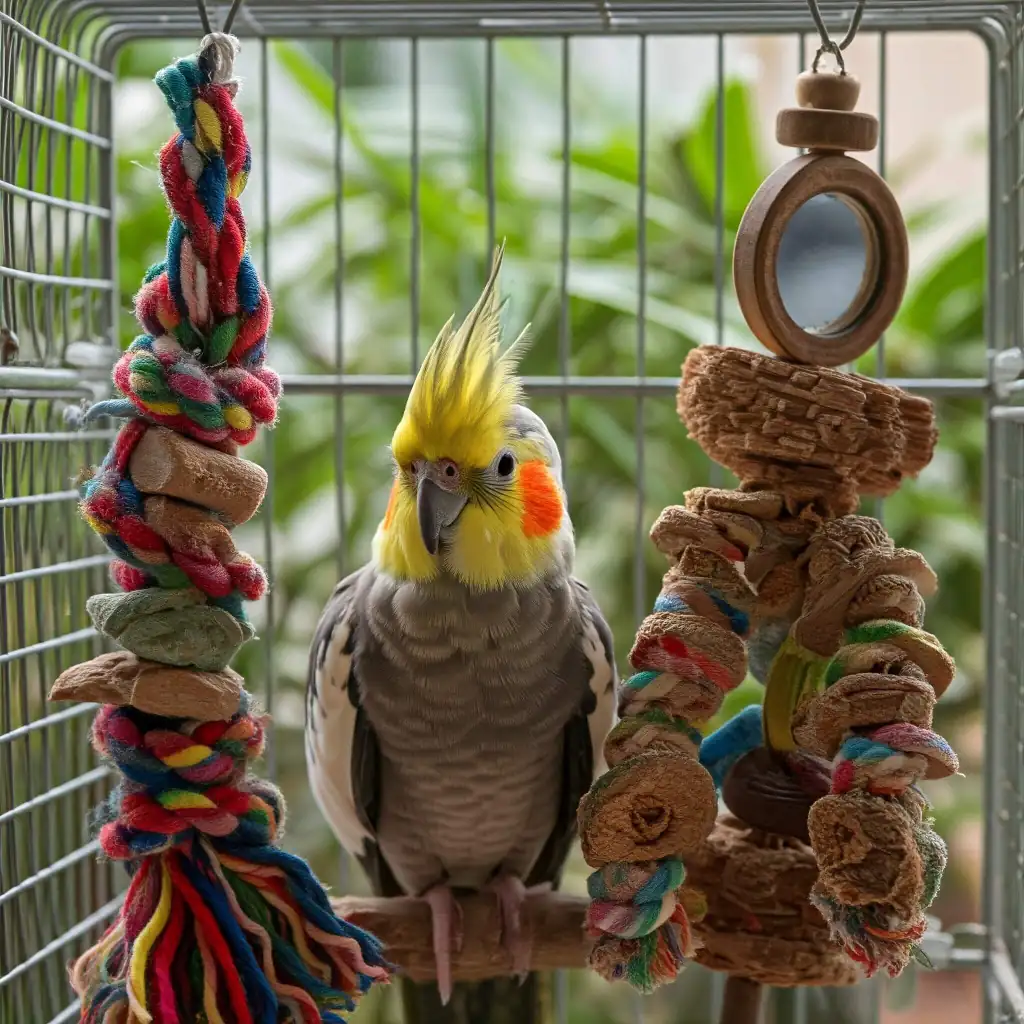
[52,427,267,718]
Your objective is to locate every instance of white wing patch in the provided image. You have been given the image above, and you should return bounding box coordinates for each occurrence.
[305,612,374,857]
[580,614,617,779]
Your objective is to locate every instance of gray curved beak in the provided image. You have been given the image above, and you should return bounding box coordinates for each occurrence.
[417,477,468,555]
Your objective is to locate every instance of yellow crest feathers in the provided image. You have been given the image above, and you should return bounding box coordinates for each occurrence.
[391,244,530,469]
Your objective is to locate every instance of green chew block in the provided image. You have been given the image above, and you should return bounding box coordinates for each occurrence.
[87,587,254,672]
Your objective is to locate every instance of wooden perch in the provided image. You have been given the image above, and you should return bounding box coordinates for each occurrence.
[332,892,591,983]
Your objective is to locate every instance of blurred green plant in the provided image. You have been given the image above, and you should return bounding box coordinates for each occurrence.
[102,35,985,1024]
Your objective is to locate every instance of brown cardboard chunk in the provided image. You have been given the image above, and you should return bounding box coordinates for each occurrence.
[808,792,924,920]
[794,517,936,656]
[677,347,937,509]
[683,815,858,987]
[834,625,955,696]
[792,673,936,758]
[578,750,717,867]
[129,426,268,525]
[49,650,244,720]
[847,574,926,631]
[629,612,748,689]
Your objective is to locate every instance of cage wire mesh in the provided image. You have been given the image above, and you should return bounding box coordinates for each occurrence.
[0,1,1022,1023]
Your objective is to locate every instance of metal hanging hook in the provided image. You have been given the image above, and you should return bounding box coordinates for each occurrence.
[806,0,867,74]
[196,0,246,36]
[196,0,213,35]
[222,0,246,34]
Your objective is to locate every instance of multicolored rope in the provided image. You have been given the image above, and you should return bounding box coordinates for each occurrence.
[66,33,390,1023]
[78,31,279,633]
[74,701,390,1023]
[580,550,749,991]
[82,418,266,617]
[830,724,957,797]
[584,859,706,993]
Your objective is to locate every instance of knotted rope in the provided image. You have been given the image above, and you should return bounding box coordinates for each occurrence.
[76,701,388,1023]
[806,617,959,979]
[577,509,751,991]
[78,32,279,649]
[62,34,390,1023]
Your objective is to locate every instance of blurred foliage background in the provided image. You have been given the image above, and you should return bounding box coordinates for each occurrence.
[103,32,986,1024]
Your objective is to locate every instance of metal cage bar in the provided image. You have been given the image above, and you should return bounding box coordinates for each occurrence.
[1,3,1021,1023]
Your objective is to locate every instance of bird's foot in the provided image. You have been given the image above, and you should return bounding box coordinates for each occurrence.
[485,872,540,982]
[423,883,463,1006]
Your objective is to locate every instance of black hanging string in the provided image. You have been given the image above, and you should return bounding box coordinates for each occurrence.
[806,0,867,73]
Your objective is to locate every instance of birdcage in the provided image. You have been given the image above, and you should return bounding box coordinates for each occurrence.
[0,1,1021,1023]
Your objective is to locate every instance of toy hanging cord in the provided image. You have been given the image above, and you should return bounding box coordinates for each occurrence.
[51,31,391,1023]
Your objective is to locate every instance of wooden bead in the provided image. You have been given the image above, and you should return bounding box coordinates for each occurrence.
[721,747,827,842]
[796,70,861,111]
[776,108,878,153]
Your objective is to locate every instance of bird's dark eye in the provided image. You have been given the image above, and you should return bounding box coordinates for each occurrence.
[445,464,456,477]
[497,453,515,477]
[408,463,418,475]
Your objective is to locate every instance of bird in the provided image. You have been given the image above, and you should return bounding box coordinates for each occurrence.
[305,245,617,1016]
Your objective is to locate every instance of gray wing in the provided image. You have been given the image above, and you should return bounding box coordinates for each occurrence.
[527,577,617,887]
[305,565,401,896]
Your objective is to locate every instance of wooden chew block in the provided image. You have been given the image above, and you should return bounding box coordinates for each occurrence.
[776,108,878,153]
[796,69,861,112]
[129,426,268,526]
[49,650,244,720]
[331,893,591,983]
[578,749,718,866]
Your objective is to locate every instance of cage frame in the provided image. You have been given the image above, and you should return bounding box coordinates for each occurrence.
[2,2,1023,1022]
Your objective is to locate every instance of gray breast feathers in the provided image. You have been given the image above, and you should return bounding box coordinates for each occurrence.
[305,567,617,896]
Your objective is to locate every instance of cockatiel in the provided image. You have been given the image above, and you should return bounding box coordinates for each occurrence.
[305,247,617,1012]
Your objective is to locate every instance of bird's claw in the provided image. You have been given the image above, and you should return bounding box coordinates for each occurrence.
[486,873,534,982]
[424,884,463,1005]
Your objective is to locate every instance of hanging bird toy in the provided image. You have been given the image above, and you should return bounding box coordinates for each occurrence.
[50,33,391,1023]
[576,16,959,1017]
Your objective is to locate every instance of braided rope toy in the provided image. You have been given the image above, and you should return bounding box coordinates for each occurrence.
[52,35,390,1022]
[800,617,959,976]
[576,514,753,990]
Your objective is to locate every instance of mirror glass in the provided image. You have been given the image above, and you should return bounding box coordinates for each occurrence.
[775,192,877,335]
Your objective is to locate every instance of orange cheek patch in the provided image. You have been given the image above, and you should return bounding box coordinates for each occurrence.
[382,480,399,530]
[520,461,563,538]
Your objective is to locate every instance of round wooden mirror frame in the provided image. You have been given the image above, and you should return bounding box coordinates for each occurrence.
[733,153,908,367]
